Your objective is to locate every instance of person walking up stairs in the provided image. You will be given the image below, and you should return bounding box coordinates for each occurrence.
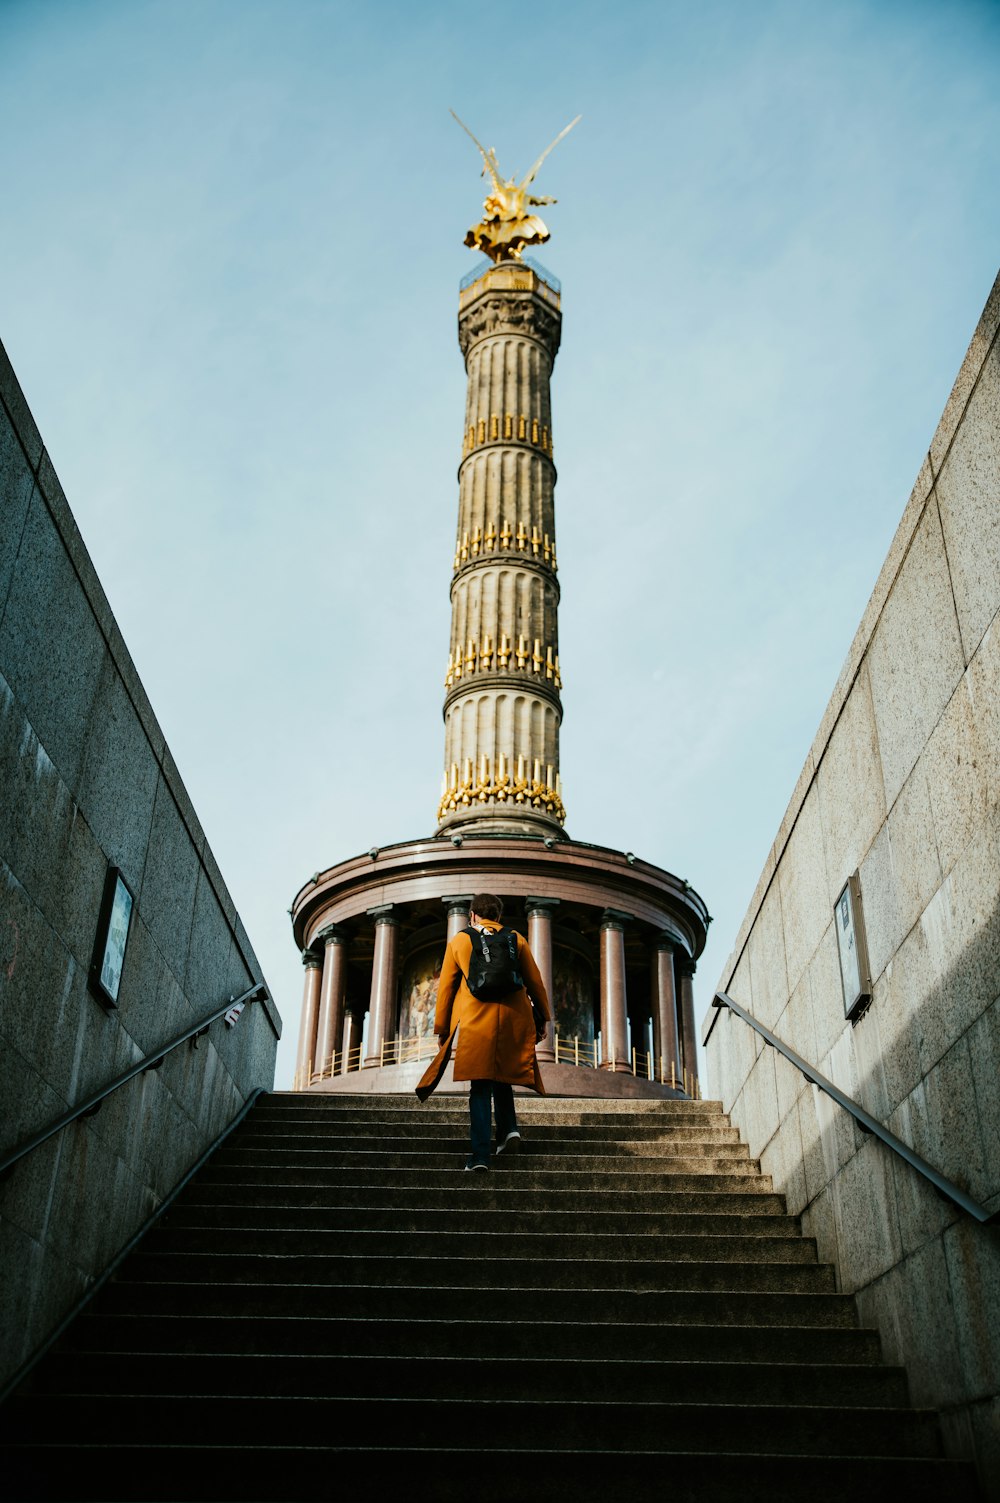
[1,1092,982,1500]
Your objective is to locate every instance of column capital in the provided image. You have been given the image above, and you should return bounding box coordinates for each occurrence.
[441,895,473,913]
[458,278,562,362]
[676,955,697,978]
[367,904,400,928]
[301,950,323,970]
[525,896,560,917]
[317,924,350,946]
[655,931,682,954]
[600,908,632,930]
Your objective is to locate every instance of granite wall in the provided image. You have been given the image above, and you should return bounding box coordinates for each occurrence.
[0,337,281,1388]
[704,270,1000,1491]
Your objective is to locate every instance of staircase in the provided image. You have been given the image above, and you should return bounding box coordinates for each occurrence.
[3,1092,980,1501]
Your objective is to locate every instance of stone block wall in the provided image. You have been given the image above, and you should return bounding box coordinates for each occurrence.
[0,338,281,1387]
[704,270,1000,1490]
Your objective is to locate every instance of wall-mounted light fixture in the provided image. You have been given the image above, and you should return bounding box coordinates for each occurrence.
[835,871,872,1022]
[88,865,134,1009]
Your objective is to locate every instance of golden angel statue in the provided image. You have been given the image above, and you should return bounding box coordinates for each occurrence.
[451,110,581,264]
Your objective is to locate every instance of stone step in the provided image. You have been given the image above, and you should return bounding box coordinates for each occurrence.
[27,1352,911,1406]
[258,1093,726,1116]
[241,1116,743,1142]
[121,1251,833,1293]
[192,1166,769,1190]
[227,1130,751,1157]
[174,1182,789,1214]
[162,1204,803,1236]
[60,1313,886,1363]
[1,1445,975,1503]
[95,1282,857,1326]
[0,1394,944,1457]
[147,1226,819,1264]
[208,1149,764,1176]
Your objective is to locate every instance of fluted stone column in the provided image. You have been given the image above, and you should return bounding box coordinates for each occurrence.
[599,914,630,1072]
[314,927,349,1078]
[438,261,566,839]
[443,897,472,942]
[651,937,681,1086]
[527,897,558,1060]
[341,1009,363,1074]
[677,956,698,1093]
[364,909,401,1068]
[295,951,323,1089]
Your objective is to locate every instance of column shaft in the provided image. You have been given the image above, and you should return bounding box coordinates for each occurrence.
[440,264,565,838]
[314,932,349,1078]
[651,941,681,1087]
[364,915,401,1068]
[446,900,471,942]
[527,901,557,1061]
[677,958,698,1093]
[342,1010,363,1074]
[294,953,323,1090]
[599,919,630,1072]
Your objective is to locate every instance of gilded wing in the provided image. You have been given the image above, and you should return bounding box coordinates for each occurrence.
[450,109,502,191]
[519,115,581,189]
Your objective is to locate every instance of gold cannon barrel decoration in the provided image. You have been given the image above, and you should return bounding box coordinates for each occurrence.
[454,517,557,572]
[437,752,566,825]
[462,413,553,458]
[445,637,561,690]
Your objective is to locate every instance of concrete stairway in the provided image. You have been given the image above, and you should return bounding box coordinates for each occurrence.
[2,1092,980,1501]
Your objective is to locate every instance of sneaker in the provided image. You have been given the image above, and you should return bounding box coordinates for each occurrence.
[464,1157,489,1172]
[496,1130,522,1156]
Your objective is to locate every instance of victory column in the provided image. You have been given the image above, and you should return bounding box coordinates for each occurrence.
[290,117,709,1098]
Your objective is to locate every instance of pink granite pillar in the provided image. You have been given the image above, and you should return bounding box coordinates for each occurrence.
[651,937,681,1087]
[314,927,349,1078]
[294,951,323,1090]
[677,956,698,1094]
[599,914,630,1072]
[364,909,400,1068]
[527,899,558,1061]
[341,1009,363,1074]
[444,898,471,942]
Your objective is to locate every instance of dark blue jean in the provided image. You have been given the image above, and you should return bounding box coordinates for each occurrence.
[469,1079,517,1164]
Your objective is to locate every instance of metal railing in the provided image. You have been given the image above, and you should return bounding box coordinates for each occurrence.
[553,1036,698,1096]
[712,990,997,1226]
[458,255,561,294]
[297,1043,364,1089]
[298,1036,438,1088]
[0,981,268,1179]
[296,1029,698,1098]
[379,1036,442,1069]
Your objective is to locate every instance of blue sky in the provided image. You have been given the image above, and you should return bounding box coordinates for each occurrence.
[2,0,999,1089]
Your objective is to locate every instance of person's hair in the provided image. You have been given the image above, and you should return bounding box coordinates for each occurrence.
[470,892,503,922]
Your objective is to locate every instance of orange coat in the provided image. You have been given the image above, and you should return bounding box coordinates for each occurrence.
[415,922,551,1101]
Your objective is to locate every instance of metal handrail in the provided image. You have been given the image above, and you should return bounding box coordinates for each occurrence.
[0,981,267,1178]
[712,990,997,1226]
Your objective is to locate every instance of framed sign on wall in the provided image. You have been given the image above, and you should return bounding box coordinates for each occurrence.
[835,870,872,1022]
[88,865,134,1009]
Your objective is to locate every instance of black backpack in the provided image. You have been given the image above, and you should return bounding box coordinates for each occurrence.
[462,925,523,1001]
